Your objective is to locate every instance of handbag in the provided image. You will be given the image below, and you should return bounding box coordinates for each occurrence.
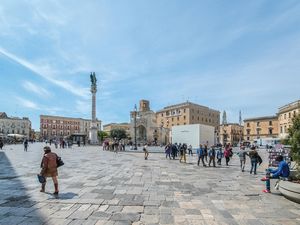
[37,174,46,183]
[56,156,64,167]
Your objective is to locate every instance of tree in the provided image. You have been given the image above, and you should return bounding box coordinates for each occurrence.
[110,128,127,140]
[98,131,109,142]
[288,113,300,177]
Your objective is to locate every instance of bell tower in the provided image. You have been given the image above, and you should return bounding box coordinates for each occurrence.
[139,100,150,112]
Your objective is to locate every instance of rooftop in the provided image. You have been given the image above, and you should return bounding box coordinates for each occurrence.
[244,115,278,122]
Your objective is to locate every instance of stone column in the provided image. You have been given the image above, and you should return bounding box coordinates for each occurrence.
[89,72,99,145]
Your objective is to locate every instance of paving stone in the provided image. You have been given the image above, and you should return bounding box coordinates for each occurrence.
[110,213,140,222]
[1,144,300,225]
[68,210,93,219]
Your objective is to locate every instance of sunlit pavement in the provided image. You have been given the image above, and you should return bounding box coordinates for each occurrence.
[0,143,299,225]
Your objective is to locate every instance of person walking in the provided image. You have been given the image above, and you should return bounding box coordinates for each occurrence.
[40,146,59,195]
[224,144,232,166]
[208,146,216,167]
[204,145,208,163]
[165,144,171,159]
[179,144,187,163]
[248,146,259,175]
[216,147,223,165]
[171,144,177,160]
[197,144,206,167]
[238,146,248,172]
[188,144,193,156]
[24,139,28,152]
[143,145,149,160]
[0,139,4,150]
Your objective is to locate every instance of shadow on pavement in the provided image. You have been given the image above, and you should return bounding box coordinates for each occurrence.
[0,151,46,225]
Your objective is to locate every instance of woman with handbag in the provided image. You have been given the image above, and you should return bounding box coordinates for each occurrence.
[40,146,59,195]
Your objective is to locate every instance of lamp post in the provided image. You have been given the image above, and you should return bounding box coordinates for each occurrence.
[160,121,164,146]
[134,104,137,150]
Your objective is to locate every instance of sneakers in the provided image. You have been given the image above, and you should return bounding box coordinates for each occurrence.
[262,189,271,193]
[261,177,269,181]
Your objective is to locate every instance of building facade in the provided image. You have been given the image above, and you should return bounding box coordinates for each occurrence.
[40,115,101,140]
[130,100,165,145]
[103,123,130,136]
[0,112,31,138]
[243,116,278,142]
[278,100,300,139]
[156,101,220,129]
[219,123,243,146]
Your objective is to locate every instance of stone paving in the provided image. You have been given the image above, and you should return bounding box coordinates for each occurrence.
[0,143,300,225]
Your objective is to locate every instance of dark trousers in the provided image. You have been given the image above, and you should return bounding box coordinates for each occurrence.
[209,157,216,167]
[250,160,257,174]
[197,156,206,166]
[217,158,222,165]
[188,149,193,156]
[225,157,230,165]
[166,153,171,159]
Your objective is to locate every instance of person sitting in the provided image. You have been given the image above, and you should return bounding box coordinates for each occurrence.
[261,155,290,193]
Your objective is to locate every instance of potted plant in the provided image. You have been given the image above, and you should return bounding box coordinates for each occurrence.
[278,114,300,203]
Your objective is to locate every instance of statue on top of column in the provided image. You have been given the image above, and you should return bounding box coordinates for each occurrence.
[90,72,97,86]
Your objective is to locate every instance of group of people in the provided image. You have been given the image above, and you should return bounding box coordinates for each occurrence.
[164,143,234,167]
[36,141,290,196]
[164,142,290,194]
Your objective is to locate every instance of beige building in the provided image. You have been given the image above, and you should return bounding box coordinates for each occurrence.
[0,112,32,139]
[219,123,243,146]
[278,100,300,139]
[103,123,130,136]
[244,116,278,142]
[156,101,220,129]
[40,115,101,140]
[130,100,167,145]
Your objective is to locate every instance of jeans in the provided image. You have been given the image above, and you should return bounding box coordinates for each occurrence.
[250,159,257,174]
[197,156,206,166]
[240,159,246,171]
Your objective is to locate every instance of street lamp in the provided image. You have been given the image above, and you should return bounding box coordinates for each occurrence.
[160,121,163,146]
[133,104,137,150]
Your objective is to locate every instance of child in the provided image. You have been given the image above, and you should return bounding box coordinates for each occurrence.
[143,145,149,160]
[216,148,223,165]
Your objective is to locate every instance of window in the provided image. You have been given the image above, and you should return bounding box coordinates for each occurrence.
[294,111,296,117]
[280,126,283,133]
[284,114,286,119]
[192,116,194,120]
[172,118,174,122]
[289,112,291,118]
[247,123,250,127]
[184,123,186,125]
[269,121,272,126]
[177,117,179,121]
[257,122,260,127]
[161,113,163,117]
[183,116,186,120]
[183,109,186,113]
[247,130,250,135]
[269,128,273,135]
[197,116,199,121]
[284,126,286,133]
[256,129,260,135]
[247,137,250,141]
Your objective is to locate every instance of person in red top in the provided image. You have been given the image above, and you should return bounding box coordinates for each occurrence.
[40,146,59,195]
[224,144,232,166]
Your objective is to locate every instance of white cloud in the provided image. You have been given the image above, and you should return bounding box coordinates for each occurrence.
[22,80,51,98]
[0,46,89,99]
[15,96,40,110]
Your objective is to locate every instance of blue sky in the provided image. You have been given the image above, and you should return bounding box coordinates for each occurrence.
[1,0,300,130]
